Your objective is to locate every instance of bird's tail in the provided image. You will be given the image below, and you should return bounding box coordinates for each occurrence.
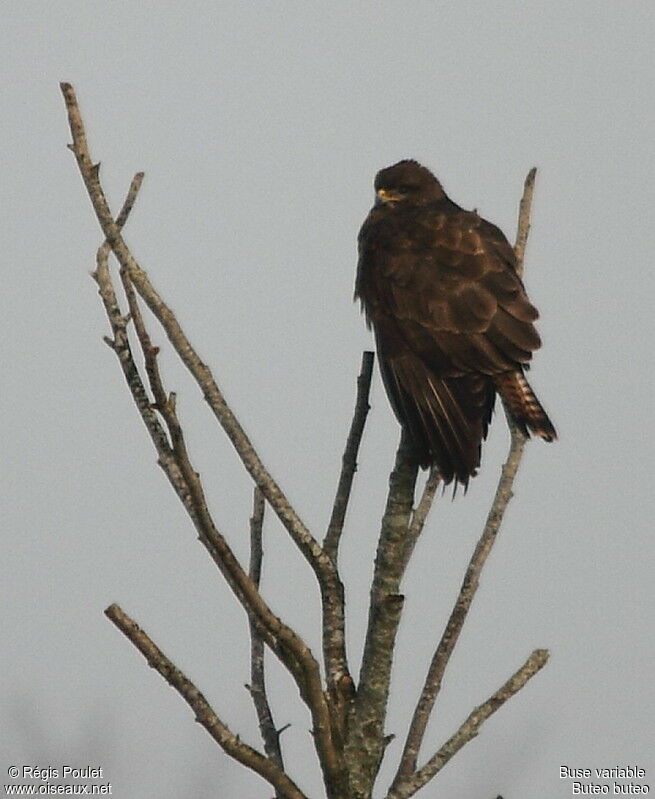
[378,351,495,487]
[494,370,557,441]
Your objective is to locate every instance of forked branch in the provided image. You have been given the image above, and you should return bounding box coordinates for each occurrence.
[391,427,528,787]
[60,82,350,706]
[386,649,549,799]
[89,166,341,791]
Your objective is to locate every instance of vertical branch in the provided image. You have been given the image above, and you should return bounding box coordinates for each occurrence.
[324,351,375,562]
[513,167,537,277]
[323,350,374,728]
[358,432,418,694]
[247,488,286,772]
[344,431,422,798]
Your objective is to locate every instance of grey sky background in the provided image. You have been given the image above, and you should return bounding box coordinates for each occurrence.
[2,2,654,797]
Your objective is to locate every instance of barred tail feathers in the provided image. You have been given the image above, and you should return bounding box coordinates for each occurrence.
[494,370,557,441]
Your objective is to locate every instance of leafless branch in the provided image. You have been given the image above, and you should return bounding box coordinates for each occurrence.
[324,350,375,561]
[390,168,541,791]
[323,350,374,718]
[386,649,549,799]
[247,488,286,773]
[346,464,440,788]
[391,430,527,786]
[513,167,537,278]
[115,172,145,229]
[344,431,422,795]
[61,81,327,565]
[60,84,348,722]
[105,604,308,799]
[93,185,181,494]
[407,469,440,558]
[62,83,346,795]
[100,247,317,685]
[121,263,343,788]
[99,247,342,790]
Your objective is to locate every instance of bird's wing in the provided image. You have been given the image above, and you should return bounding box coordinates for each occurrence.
[379,209,542,375]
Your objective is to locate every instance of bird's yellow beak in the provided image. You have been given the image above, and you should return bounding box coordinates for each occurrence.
[375,188,403,206]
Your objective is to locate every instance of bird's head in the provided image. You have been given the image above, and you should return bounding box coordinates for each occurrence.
[374,160,445,207]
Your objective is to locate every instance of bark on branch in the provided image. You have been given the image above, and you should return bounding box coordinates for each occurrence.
[62,82,349,795]
[325,350,375,562]
[95,242,342,788]
[386,649,549,799]
[247,488,287,775]
[105,604,308,799]
[60,83,350,727]
[345,432,424,797]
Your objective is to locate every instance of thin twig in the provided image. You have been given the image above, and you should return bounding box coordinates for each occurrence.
[112,260,340,787]
[513,167,537,278]
[115,172,145,229]
[116,268,340,787]
[121,269,284,780]
[390,169,540,790]
[324,350,375,561]
[247,488,286,773]
[93,182,180,489]
[105,604,308,799]
[405,468,441,566]
[322,350,374,723]
[386,650,549,799]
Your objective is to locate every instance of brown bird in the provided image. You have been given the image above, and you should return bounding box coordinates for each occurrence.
[356,160,556,487]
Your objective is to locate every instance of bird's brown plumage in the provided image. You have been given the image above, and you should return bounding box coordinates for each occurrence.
[356,160,556,487]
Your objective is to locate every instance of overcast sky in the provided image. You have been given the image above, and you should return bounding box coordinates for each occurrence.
[2,2,654,798]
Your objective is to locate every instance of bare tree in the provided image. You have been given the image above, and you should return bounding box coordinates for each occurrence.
[61,82,549,799]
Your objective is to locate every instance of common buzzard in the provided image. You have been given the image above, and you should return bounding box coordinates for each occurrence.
[356,160,556,487]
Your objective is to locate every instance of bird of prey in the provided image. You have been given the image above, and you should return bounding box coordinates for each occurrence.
[355,160,556,487]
